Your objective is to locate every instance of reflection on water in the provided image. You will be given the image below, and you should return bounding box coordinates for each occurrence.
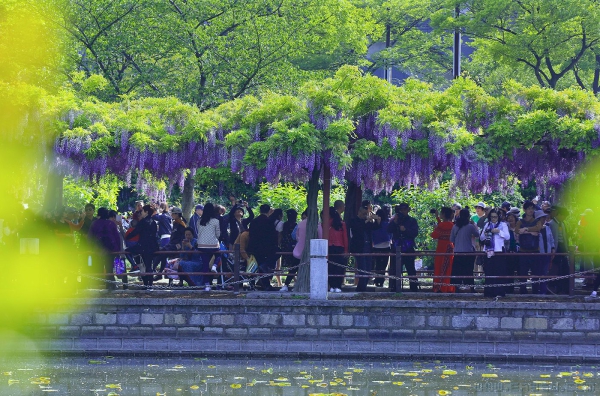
[0,357,597,395]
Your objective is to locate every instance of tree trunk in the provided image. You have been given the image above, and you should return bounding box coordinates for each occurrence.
[343,180,362,224]
[181,170,196,221]
[43,171,64,214]
[295,166,321,293]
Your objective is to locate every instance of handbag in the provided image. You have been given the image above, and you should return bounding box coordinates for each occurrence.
[113,256,125,275]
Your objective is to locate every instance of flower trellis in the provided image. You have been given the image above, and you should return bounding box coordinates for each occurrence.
[53,67,600,201]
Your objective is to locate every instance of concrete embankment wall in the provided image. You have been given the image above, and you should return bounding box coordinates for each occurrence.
[18,295,600,362]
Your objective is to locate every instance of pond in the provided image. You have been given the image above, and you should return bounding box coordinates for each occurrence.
[0,356,596,395]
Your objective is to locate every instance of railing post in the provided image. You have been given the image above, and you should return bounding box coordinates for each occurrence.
[233,244,241,293]
[569,250,575,296]
[310,239,328,300]
[395,245,402,292]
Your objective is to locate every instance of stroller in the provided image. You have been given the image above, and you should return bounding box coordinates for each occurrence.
[220,253,258,291]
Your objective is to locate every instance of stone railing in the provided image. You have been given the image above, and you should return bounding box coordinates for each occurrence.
[16,296,600,362]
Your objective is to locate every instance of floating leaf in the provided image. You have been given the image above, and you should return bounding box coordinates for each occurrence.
[353,369,363,373]
[190,385,200,390]
[393,381,404,385]
[438,391,451,395]
[230,384,242,389]
[147,364,159,367]
[106,384,122,389]
[574,379,586,384]
[8,379,19,385]
[442,370,457,375]
[583,373,594,377]
[207,365,216,369]
[3,372,12,376]
[560,372,573,376]
[173,365,185,369]
[89,360,107,365]
[540,374,551,378]
[500,380,511,383]
[482,374,498,378]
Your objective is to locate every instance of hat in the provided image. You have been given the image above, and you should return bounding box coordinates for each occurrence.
[171,207,182,214]
[509,207,520,216]
[452,203,462,210]
[534,210,547,220]
[195,204,204,210]
[475,202,485,209]
[501,201,511,210]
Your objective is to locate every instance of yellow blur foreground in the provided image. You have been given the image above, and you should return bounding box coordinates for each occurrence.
[0,1,88,354]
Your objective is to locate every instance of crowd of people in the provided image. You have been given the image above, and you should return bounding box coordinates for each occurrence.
[27,193,591,296]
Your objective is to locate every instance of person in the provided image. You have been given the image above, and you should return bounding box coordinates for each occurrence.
[387,203,419,292]
[131,200,144,223]
[504,211,520,293]
[350,206,379,292]
[516,200,544,294]
[292,209,322,262]
[189,204,203,238]
[547,206,570,294]
[431,207,455,293]
[88,208,124,290]
[228,201,254,249]
[450,208,479,291]
[247,204,279,291]
[66,203,96,238]
[451,203,462,221]
[371,206,392,288]
[173,227,203,287]
[280,209,298,292]
[214,204,229,248]
[152,202,172,248]
[154,207,187,279]
[328,207,348,293]
[536,209,555,295]
[471,202,486,224]
[125,204,159,288]
[108,209,128,289]
[479,209,510,298]
[269,208,285,287]
[195,203,221,291]
[334,200,345,217]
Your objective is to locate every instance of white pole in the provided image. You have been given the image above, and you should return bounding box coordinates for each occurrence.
[309,239,328,300]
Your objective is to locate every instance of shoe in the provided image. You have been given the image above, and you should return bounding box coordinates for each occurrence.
[329,288,335,293]
[204,284,211,292]
[211,264,218,273]
[334,288,342,293]
[591,291,597,298]
[280,285,288,292]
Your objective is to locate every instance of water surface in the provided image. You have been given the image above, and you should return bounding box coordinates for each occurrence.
[0,357,597,395]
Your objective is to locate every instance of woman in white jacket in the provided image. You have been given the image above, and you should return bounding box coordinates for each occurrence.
[480,209,510,298]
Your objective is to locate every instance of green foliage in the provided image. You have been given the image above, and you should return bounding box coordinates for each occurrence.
[257,183,347,215]
[62,174,123,210]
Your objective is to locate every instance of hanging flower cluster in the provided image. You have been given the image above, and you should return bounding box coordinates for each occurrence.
[52,66,600,200]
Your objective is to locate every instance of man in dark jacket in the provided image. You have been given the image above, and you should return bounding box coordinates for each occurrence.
[387,203,420,292]
[348,207,378,292]
[88,207,122,290]
[247,204,278,291]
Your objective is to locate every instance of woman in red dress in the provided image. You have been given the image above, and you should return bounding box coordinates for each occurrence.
[430,207,455,293]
